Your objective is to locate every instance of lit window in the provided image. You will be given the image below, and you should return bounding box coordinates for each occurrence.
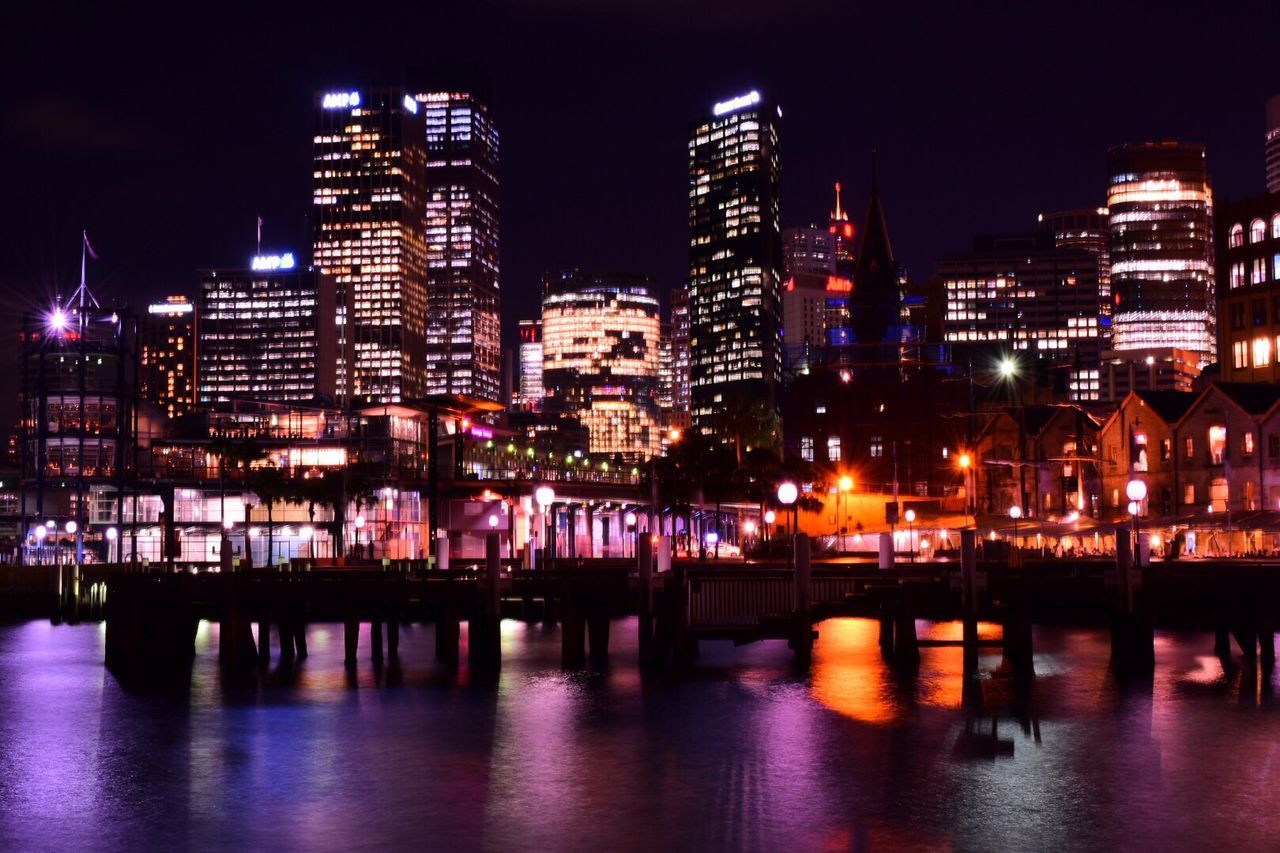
[1231,262,1245,289]
[1185,437,1195,459]
[1208,425,1226,465]
[1255,336,1273,367]
[1234,340,1249,369]
[1254,258,1268,285]
[1244,431,1255,455]
[870,436,884,458]
[1184,484,1195,505]
[1229,223,1244,248]
[800,436,814,462]
[1273,214,1280,240]
[827,436,842,462]
[1252,219,1267,244]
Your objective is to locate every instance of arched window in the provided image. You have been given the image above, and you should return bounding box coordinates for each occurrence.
[1251,219,1267,244]
[1272,213,1280,240]
[1230,223,1245,248]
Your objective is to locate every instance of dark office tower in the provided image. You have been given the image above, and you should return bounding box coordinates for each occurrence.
[850,170,902,362]
[407,66,501,402]
[196,253,339,405]
[1039,208,1112,317]
[783,225,835,276]
[1268,95,1280,194]
[688,90,783,429]
[312,87,428,405]
[140,296,196,418]
[1107,142,1216,365]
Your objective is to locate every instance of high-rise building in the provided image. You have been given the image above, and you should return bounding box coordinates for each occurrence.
[408,66,501,402]
[140,295,196,418]
[196,253,339,405]
[1039,207,1112,316]
[1216,193,1280,383]
[312,87,428,405]
[687,89,783,429]
[783,226,835,276]
[541,270,661,460]
[1267,94,1280,195]
[938,233,1107,401]
[668,286,691,430]
[1107,142,1216,366]
[516,319,543,408]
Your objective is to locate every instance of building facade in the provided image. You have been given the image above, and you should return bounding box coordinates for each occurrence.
[938,233,1107,401]
[196,257,339,405]
[541,270,662,460]
[312,87,428,404]
[688,90,783,428]
[1216,192,1280,383]
[140,296,196,419]
[1039,207,1111,315]
[1267,94,1280,195]
[1107,142,1216,365]
[516,319,543,408]
[409,67,502,401]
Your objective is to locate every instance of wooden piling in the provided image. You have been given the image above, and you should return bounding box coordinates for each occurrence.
[637,532,655,666]
[344,614,359,667]
[960,530,979,676]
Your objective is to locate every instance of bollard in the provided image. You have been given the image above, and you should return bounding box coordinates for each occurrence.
[878,532,894,569]
[961,529,979,675]
[638,533,654,665]
[792,533,813,661]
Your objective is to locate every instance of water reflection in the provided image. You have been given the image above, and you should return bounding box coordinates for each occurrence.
[4,617,1280,850]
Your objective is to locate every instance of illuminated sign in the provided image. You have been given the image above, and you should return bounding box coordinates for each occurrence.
[321,91,361,109]
[402,94,419,114]
[251,253,296,271]
[825,276,853,293]
[468,425,494,440]
[713,90,761,116]
[148,302,193,316]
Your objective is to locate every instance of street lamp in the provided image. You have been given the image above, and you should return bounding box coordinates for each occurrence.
[777,482,799,537]
[625,510,637,558]
[837,475,853,552]
[1009,504,1022,553]
[535,485,556,564]
[904,508,917,562]
[958,452,973,528]
[354,514,366,559]
[1126,478,1147,566]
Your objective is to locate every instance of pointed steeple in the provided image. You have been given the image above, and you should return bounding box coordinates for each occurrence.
[856,151,895,277]
[831,182,847,222]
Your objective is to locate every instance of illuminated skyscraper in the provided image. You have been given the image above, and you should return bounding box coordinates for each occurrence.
[516,319,543,408]
[668,285,691,429]
[783,226,835,276]
[140,296,196,418]
[688,90,783,429]
[408,67,501,402]
[1107,142,1216,365]
[196,254,339,405]
[1267,94,1280,194]
[312,87,428,404]
[1039,208,1111,316]
[541,270,661,460]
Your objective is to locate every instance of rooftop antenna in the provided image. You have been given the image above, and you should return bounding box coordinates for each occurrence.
[832,182,846,221]
[70,230,101,312]
[257,216,263,255]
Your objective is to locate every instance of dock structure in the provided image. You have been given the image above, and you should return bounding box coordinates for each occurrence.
[24,533,1276,680]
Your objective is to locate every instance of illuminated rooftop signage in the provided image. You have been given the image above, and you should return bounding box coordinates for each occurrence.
[468,425,494,440]
[148,301,194,316]
[321,91,361,109]
[713,90,761,116]
[402,94,418,114]
[251,252,296,271]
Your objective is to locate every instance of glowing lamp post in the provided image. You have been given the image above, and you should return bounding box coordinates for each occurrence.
[904,508,917,562]
[1009,504,1022,551]
[535,486,556,565]
[354,514,366,560]
[958,452,974,527]
[777,482,799,537]
[837,475,853,552]
[1126,478,1147,565]
[625,510,637,558]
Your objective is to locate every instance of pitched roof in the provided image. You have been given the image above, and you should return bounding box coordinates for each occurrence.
[1211,382,1280,416]
[1132,389,1197,424]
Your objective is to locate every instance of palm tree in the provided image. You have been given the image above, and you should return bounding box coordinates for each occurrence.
[251,465,289,569]
[715,394,782,465]
[210,437,267,568]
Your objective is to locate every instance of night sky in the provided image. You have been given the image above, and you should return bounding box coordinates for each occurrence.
[2,0,1278,425]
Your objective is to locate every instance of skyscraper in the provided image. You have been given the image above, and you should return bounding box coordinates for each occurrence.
[140,296,196,418]
[196,253,339,405]
[1267,94,1280,194]
[516,319,543,408]
[312,87,428,405]
[688,90,783,429]
[668,286,691,430]
[1039,207,1111,315]
[541,270,661,460]
[408,67,501,402]
[1107,142,1216,366]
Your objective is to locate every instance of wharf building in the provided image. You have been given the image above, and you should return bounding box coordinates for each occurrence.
[312,87,428,405]
[409,66,502,402]
[196,253,340,406]
[1216,191,1280,383]
[1107,142,1216,366]
[937,232,1107,401]
[687,89,784,429]
[140,296,196,419]
[541,270,662,461]
[17,299,140,559]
